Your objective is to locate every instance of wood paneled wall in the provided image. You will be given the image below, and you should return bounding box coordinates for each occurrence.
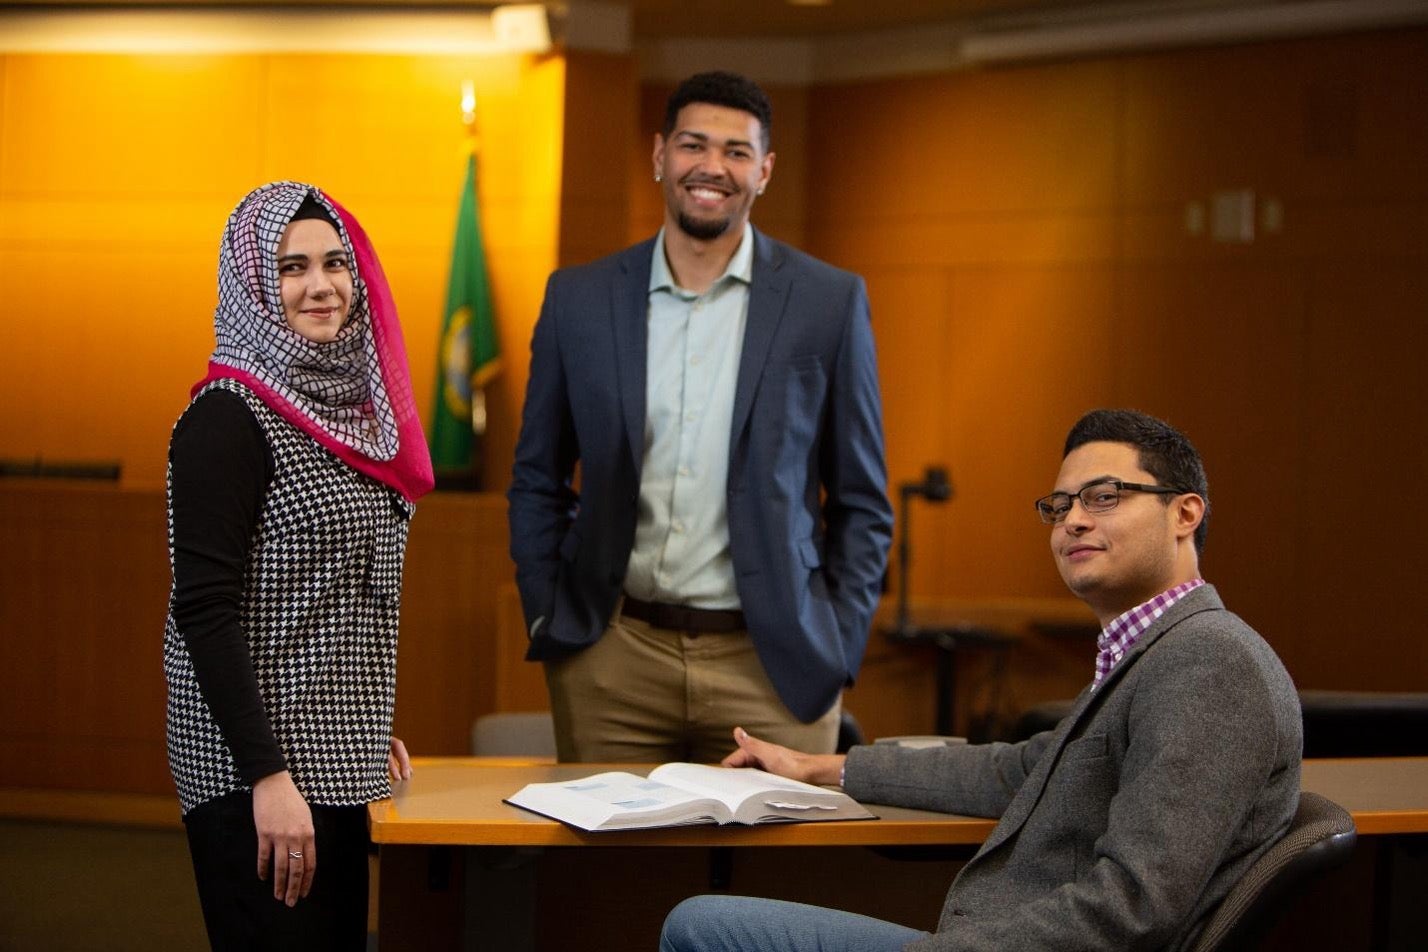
[0,50,563,494]
[1,483,171,793]
[5,29,1427,801]
[558,50,639,268]
[0,475,1079,792]
[800,29,1428,695]
[0,482,531,796]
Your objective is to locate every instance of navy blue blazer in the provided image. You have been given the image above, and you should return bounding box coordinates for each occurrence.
[507,229,893,722]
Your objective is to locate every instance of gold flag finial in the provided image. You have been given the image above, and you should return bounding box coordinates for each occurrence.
[461,80,480,156]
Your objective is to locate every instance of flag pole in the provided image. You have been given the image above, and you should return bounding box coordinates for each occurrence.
[430,80,500,490]
[460,81,488,440]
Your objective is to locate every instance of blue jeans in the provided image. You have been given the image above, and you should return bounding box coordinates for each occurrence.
[660,895,931,952]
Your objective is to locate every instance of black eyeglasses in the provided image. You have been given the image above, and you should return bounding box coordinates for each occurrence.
[1034,479,1184,525]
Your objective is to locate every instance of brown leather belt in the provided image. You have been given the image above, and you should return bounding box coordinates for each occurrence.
[621,594,746,634]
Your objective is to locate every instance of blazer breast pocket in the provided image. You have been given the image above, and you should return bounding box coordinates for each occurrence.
[781,356,827,446]
[1061,732,1109,764]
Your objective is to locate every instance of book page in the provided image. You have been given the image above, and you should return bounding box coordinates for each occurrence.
[506,771,728,831]
[648,763,850,814]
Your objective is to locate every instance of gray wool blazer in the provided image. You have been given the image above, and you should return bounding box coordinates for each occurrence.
[844,584,1302,952]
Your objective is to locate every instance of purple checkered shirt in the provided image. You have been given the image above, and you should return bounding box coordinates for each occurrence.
[1092,579,1205,689]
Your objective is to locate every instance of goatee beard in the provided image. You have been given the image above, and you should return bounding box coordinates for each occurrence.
[677,211,733,241]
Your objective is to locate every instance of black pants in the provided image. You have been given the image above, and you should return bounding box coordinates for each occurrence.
[183,790,369,951]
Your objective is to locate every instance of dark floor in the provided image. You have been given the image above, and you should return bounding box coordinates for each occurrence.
[0,820,381,952]
[0,819,208,952]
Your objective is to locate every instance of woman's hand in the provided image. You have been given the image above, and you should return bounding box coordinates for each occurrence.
[252,771,315,907]
[388,736,413,783]
[721,727,846,786]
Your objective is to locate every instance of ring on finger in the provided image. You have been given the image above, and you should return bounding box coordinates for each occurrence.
[289,850,304,859]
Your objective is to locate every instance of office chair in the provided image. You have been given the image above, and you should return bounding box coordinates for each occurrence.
[470,711,558,758]
[1298,690,1428,758]
[1186,791,1357,952]
[1016,690,1428,755]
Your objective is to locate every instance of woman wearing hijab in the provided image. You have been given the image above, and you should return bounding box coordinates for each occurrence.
[163,181,434,949]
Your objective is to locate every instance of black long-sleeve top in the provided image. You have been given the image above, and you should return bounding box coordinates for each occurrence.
[163,379,410,813]
[168,387,287,783]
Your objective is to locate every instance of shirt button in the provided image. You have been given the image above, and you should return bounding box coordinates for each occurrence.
[678,466,691,477]
[693,302,703,312]
[685,412,697,422]
[672,520,685,533]
[690,355,702,366]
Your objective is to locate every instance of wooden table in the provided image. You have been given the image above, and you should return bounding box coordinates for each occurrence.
[1299,758,1428,950]
[369,758,996,848]
[370,758,992,951]
[369,757,1428,951]
[1300,757,1428,835]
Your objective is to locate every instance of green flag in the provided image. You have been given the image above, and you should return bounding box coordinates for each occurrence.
[430,153,500,478]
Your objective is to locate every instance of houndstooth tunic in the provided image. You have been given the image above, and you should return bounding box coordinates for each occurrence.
[164,379,413,814]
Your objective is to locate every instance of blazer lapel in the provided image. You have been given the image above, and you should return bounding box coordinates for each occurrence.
[977,586,1226,854]
[611,239,655,477]
[1086,584,1224,701]
[729,230,792,449]
[977,684,1099,854]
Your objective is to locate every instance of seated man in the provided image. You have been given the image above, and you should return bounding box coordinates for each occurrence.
[661,408,1302,952]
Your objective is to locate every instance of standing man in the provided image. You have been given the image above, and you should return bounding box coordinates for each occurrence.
[508,71,892,763]
[663,409,1302,952]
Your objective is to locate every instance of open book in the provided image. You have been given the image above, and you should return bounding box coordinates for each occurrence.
[505,763,875,832]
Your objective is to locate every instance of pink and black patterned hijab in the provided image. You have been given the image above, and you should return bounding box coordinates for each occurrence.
[193,181,434,501]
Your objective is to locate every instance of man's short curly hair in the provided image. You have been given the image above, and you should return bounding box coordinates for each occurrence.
[664,71,773,152]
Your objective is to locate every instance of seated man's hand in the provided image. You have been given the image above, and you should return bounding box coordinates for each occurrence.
[722,727,846,786]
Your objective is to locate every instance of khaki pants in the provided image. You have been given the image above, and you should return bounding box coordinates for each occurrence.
[544,601,841,764]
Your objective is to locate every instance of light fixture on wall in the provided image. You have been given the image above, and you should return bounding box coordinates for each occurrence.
[0,2,553,55]
[491,4,552,53]
[960,0,1428,65]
